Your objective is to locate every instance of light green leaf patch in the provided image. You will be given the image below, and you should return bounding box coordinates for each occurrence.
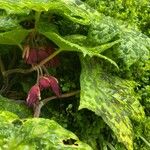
[0,95,32,118]
[0,28,30,45]
[0,16,20,31]
[0,110,19,122]
[0,111,92,150]
[79,56,145,150]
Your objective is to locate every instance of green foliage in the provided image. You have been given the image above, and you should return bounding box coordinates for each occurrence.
[0,95,32,118]
[38,22,119,68]
[0,0,90,25]
[0,16,19,31]
[83,0,150,35]
[133,117,150,150]
[136,60,150,115]
[72,110,108,150]
[88,16,150,69]
[0,28,30,45]
[0,0,149,150]
[0,111,92,149]
[79,56,145,150]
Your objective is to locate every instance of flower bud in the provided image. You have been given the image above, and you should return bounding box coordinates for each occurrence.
[26,84,41,106]
[39,75,60,97]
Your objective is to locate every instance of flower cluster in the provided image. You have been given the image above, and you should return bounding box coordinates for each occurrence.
[26,75,60,106]
[23,45,61,106]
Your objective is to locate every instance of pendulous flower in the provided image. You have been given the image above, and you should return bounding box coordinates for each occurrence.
[39,75,60,97]
[26,84,41,106]
[25,48,38,65]
[23,45,59,67]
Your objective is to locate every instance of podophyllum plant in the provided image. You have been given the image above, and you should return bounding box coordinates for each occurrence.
[22,38,61,107]
[0,0,149,150]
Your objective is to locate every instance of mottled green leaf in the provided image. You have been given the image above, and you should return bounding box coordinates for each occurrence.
[115,30,150,68]
[0,16,19,31]
[0,110,19,122]
[0,95,32,118]
[88,16,150,68]
[79,56,145,150]
[88,16,120,46]
[0,111,92,150]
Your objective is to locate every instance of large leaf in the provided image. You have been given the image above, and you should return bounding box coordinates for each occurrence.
[0,0,90,25]
[79,56,145,150]
[39,22,119,68]
[88,16,150,68]
[115,30,150,68]
[88,16,120,46]
[0,111,92,150]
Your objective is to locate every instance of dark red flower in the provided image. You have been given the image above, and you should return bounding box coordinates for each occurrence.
[25,48,38,65]
[38,76,49,90]
[39,75,60,97]
[23,46,60,67]
[45,47,60,67]
[26,84,41,106]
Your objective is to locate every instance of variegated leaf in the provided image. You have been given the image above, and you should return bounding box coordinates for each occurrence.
[79,56,145,150]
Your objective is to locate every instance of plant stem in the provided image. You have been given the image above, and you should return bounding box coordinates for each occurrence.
[42,65,49,74]
[2,49,62,77]
[0,56,9,94]
[18,44,23,51]
[42,90,80,105]
[33,90,80,117]
[0,55,5,74]
[33,49,62,68]
[140,136,150,147]
[2,68,34,77]
[36,67,40,83]
[35,12,41,30]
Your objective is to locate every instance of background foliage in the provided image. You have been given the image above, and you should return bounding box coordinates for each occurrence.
[0,0,149,150]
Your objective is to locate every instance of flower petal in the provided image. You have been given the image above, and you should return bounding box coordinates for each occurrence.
[38,46,60,67]
[22,45,30,59]
[46,47,60,67]
[39,75,60,97]
[25,48,38,65]
[46,75,60,97]
[26,84,41,106]
[37,47,49,62]
[39,76,50,90]
[23,46,60,67]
